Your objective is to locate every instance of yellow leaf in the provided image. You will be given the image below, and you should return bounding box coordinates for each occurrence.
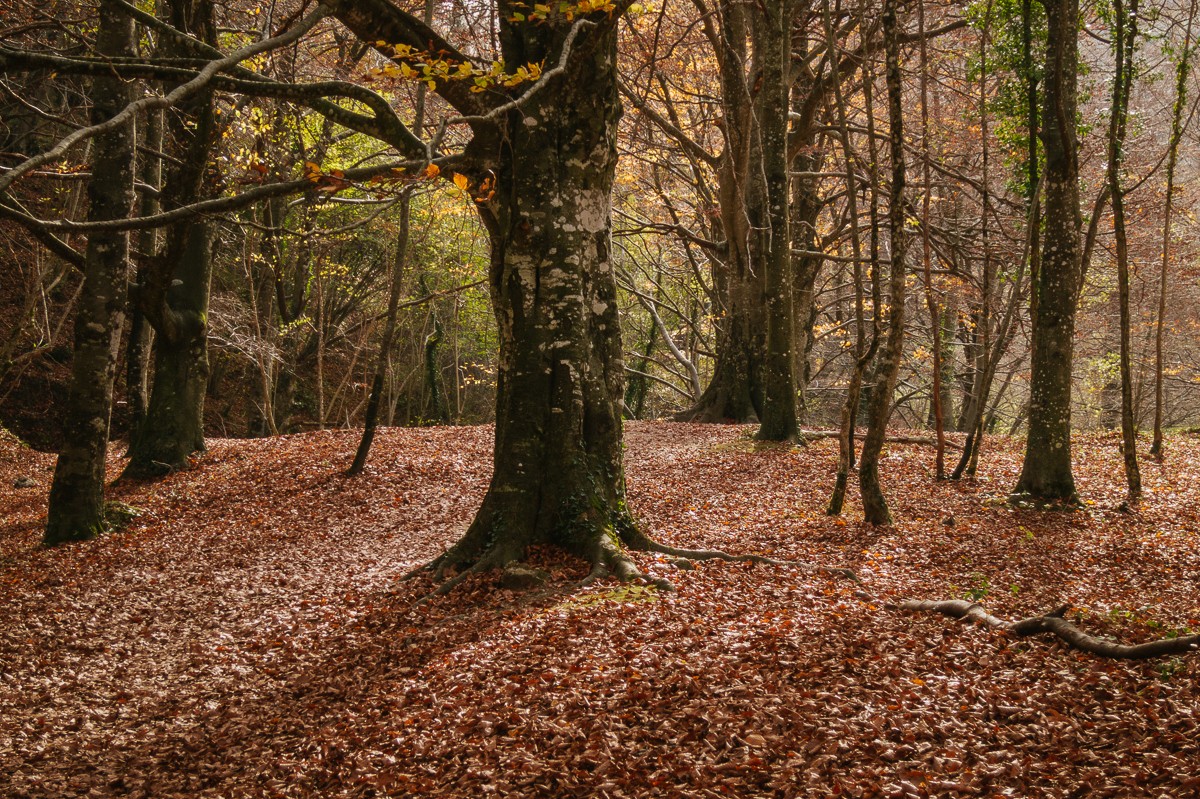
[453,173,470,191]
[424,163,441,179]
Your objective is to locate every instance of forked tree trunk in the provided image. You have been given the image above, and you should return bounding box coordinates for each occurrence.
[1014,0,1080,502]
[125,221,213,475]
[44,0,135,545]
[124,0,217,478]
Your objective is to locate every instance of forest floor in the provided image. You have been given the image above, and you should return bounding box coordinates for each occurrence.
[1,422,1199,798]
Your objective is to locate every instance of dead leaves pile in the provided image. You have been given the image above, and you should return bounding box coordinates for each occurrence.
[1,424,1198,798]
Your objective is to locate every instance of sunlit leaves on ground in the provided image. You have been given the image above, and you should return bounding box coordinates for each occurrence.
[1,425,1198,797]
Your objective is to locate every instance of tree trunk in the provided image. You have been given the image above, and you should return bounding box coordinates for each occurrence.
[1107,0,1140,501]
[858,0,908,526]
[676,0,764,425]
[1152,0,1194,458]
[124,0,217,477]
[1014,0,1080,502]
[429,18,645,578]
[755,0,797,441]
[125,222,213,475]
[44,0,136,545]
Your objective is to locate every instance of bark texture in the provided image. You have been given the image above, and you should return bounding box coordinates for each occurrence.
[45,0,136,544]
[858,0,907,526]
[1014,0,1080,502]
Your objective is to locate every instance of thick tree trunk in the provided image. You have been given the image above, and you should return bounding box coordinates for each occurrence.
[44,0,135,545]
[1014,0,1080,502]
[124,0,217,477]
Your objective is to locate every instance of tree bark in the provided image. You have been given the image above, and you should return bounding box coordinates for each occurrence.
[124,0,217,478]
[402,13,648,580]
[45,0,136,544]
[1152,0,1195,458]
[1014,0,1080,502]
[858,0,908,526]
[1107,0,1141,502]
[756,0,798,441]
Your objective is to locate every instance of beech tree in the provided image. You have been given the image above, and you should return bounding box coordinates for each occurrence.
[43,0,136,544]
[1014,0,1081,501]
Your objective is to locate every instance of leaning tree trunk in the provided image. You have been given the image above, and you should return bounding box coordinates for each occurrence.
[1014,0,1081,502]
[430,19,646,579]
[45,0,135,545]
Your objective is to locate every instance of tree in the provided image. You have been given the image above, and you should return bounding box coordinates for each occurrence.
[1104,0,1141,501]
[1013,0,1081,501]
[124,0,219,477]
[326,0,668,583]
[44,0,136,544]
[857,0,909,525]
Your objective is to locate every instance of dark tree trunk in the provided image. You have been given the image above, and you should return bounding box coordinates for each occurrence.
[756,0,797,441]
[124,0,217,478]
[425,17,646,578]
[44,0,136,545]
[858,0,908,526]
[1014,0,1080,502]
[125,222,213,475]
[349,191,412,475]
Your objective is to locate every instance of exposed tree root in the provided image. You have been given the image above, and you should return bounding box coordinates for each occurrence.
[901,599,1200,659]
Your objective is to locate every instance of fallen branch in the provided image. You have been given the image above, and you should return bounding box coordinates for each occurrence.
[902,599,1200,659]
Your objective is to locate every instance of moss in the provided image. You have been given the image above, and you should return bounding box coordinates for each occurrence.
[103,501,144,532]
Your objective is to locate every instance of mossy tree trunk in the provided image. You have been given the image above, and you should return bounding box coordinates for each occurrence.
[438,19,640,576]
[325,0,650,578]
[1014,0,1080,502]
[44,0,136,545]
[756,0,797,441]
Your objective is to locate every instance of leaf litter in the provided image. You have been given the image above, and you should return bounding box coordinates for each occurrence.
[1,423,1198,797]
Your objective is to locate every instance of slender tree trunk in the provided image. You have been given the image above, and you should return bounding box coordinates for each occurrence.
[349,190,413,474]
[918,0,945,477]
[45,0,135,545]
[859,0,908,525]
[1014,0,1081,502]
[756,0,797,441]
[1107,0,1141,501]
[1152,0,1195,458]
[125,107,162,447]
